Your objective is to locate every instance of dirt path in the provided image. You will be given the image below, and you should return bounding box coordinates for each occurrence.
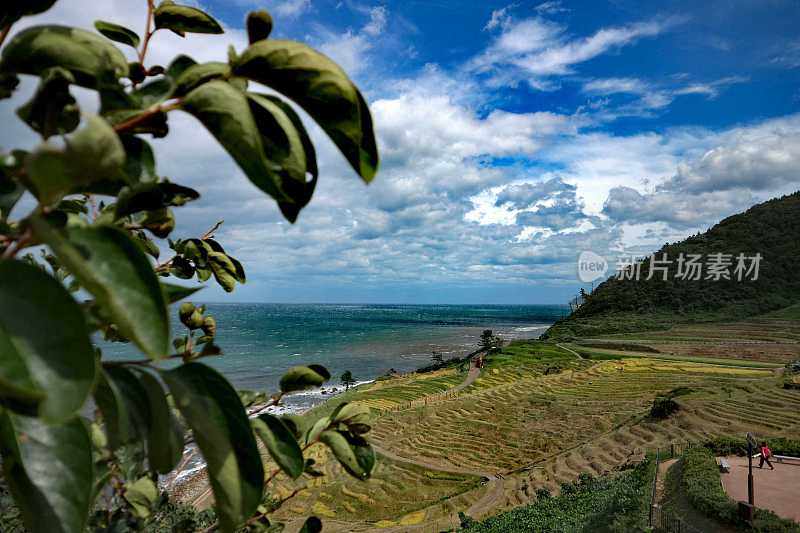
[452,360,481,392]
[556,343,584,360]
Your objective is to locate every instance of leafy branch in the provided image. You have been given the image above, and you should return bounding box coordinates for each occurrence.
[0,0,380,531]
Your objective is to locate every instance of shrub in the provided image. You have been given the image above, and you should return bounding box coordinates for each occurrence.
[650,396,680,419]
[463,459,655,532]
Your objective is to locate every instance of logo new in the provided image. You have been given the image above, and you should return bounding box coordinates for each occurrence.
[577,251,608,283]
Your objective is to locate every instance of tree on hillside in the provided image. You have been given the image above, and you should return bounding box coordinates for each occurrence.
[341,370,356,391]
[0,2,380,531]
[479,329,504,353]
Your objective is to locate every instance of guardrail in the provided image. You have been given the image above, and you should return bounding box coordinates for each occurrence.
[647,441,704,533]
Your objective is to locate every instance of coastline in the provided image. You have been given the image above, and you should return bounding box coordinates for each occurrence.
[164,321,551,500]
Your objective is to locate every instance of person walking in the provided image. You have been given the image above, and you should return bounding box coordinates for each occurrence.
[759,441,775,470]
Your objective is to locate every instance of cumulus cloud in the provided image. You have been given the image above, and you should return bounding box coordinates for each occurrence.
[1,1,794,302]
[602,187,755,228]
[495,178,576,209]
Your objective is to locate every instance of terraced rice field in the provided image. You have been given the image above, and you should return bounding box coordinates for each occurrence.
[179,313,800,532]
[289,337,800,531]
[574,314,800,364]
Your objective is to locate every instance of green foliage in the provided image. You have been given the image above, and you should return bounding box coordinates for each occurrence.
[462,459,655,532]
[0,260,95,423]
[704,436,800,458]
[0,1,380,531]
[0,412,93,533]
[545,193,800,339]
[94,20,141,48]
[341,370,356,390]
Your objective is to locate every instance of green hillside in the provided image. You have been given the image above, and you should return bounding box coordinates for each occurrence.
[545,191,800,339]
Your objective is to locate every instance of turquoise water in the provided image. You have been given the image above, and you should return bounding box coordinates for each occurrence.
[103,303,565,406]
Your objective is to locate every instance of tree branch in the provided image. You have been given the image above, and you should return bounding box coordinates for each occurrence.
[113,100,182,134]
[0,24,12,48]
[138,0,155,65]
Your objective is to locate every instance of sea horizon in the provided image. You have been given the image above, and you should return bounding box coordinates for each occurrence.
[102,302,565,410]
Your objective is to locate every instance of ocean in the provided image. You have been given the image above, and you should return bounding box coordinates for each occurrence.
[102,303,565,411]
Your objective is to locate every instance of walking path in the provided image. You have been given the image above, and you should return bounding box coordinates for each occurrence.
[721,455,800,522]
[556,343,584,359]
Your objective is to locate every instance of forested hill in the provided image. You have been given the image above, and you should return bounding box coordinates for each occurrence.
[544,191,800,339]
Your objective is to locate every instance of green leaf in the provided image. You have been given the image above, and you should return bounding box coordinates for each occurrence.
[299,517,323,533]
[247,10,273,44]
[0,72,20,100]
[167,54,197,79]
[279,365,329,394]
[140,207,175,238]
[0,412,93,533]
[0,152,25,222]
[162,282,202,304]
[174,61,230,97]
[94,20,141,48]
[331,403,371,426]
[154,3,224,35]
[115,181,199,218]
[135,370,184,474]
[25,115,126,205]
[0,261,95,423]
[319,430,375,479]
[162,363,263,532]
[233,40,378,182]
[94,366,150,450]
[0,25,129,88]
[303,416,330,447]
[248,93,317,222]
[121,135,157,183]
[31,220,170,359]
[132,78,175,107]
[1,1,58,27]
[16,67,80,139]
[134,231,161,260]
[252,414,304,479]
[208,251,238,292]
[182,80,291,206]
[123,476,158,518]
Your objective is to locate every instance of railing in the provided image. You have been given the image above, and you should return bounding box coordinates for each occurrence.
[650,506,704,533]
[648,441,703,533]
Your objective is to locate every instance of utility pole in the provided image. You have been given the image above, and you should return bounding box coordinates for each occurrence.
[746,432,755,505]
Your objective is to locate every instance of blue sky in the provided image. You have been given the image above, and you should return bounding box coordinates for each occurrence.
[3,0,800,304]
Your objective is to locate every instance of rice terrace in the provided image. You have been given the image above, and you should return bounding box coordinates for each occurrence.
[174,306,800,531]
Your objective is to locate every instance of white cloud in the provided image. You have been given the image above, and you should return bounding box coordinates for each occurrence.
[363,6,387,37]
[471,16,679,89]
[272,0,312,18]
[581,75,748,119]
[534,1,568,15]
[484,5,515,31]
[317,5,389,74]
